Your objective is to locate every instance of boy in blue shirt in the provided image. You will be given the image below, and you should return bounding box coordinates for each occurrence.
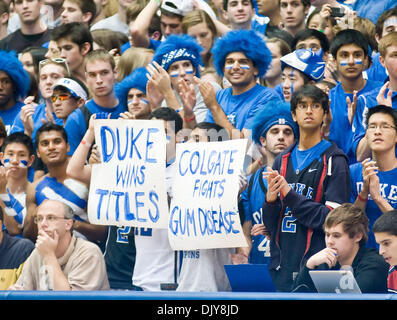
[328,29,383,165]
[353,32,397,162]
[239,100,298,265]
[262,84,350,291]
[64,49,126,154]
[350,105,397,249]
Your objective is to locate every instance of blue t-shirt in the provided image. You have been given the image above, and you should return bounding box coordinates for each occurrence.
[64,98,126,154]
[1,101,24,134]
[366,52,388,83]
[239,167,271,264]
[350,162,397,249]
[329,80,382,164]
[352,88,397,157]
[10,103,63,144]
[291,139,331,173]
[205,84,281,131]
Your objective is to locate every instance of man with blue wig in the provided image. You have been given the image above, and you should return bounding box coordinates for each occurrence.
[0,50,30,133]
[198,29,281,140]
[116,67,153,120]
[238,101,298,265]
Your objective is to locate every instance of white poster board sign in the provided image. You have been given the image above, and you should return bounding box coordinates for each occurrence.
[87,119,169,228]
[168,139,249,250]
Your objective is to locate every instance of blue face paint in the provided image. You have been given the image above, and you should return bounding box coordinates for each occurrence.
[354,58,363,65]
[3,158,28,168]
[340,60,348,66]
[240,64,250,70]
[290,69,294,96]
[169,68,194,77]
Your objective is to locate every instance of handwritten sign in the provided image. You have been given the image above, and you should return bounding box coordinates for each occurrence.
[168,139,249,250]
[87,119,169,228]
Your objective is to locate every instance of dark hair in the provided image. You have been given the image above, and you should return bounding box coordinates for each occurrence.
[373,210,397,237]
[51,22,93,50]
[71,0,97,25]
[223,0,253,10]
[265,25,294,49]
[290,84,329,115]
[21,46,48,77]
[330,29,369,58]
[375,6,397,38]
[35,122,68,146]
[278,0,311,8]
[193,122,229,141]
[365,105,397,130]
[324,203,369,247]
[149,107,183,134]
[0,0,9,15]
[292,28,330,53]
[2,132,34,155]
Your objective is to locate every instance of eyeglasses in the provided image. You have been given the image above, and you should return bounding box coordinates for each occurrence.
[51,93,71,103]
[296,103,322,111]
[34,215,69,224]
[39,58,70,77]
[367,123,397,131]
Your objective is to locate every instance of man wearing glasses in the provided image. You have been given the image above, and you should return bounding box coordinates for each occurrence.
[350,105,397,249]
[9,199,109,290]
[262,84,350,292]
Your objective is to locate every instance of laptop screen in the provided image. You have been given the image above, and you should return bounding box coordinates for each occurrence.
[224,264,276,292]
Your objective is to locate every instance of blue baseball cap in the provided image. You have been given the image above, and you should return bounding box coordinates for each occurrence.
[280,49,325,81]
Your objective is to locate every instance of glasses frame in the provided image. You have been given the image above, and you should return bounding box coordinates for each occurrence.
[39,58,71,77]
[33,215,69,224]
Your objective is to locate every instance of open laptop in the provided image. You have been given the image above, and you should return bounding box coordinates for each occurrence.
[224,264,276,292]
[309,270,362,294]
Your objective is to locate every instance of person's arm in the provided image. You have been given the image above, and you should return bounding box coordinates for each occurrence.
[194,76,244,139]
[369,171,394,213]
[283,155,351,230]
[354,251,389,293]
[66,115,96,186]
[22,181,38,242]
[64,110,87,155]
[36,229,72,290]
[129,0,160,48]
[146,62,182,111]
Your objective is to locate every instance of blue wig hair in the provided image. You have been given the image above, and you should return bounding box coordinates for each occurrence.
[251,100,298,145]
[115,67,150,109]
[0,50,30,100]
[211,29,272,78]
[151,34,203,77]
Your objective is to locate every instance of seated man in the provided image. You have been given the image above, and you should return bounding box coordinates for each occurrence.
[373,210,397,293]
[293,203,389,293]
[9,199,109,290]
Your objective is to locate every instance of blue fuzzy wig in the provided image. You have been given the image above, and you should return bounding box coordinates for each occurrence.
[251,100,298,145]
[0,50,30,101]
[151,34,203,77]
[211,29,272,78]
[115,67,150,108]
